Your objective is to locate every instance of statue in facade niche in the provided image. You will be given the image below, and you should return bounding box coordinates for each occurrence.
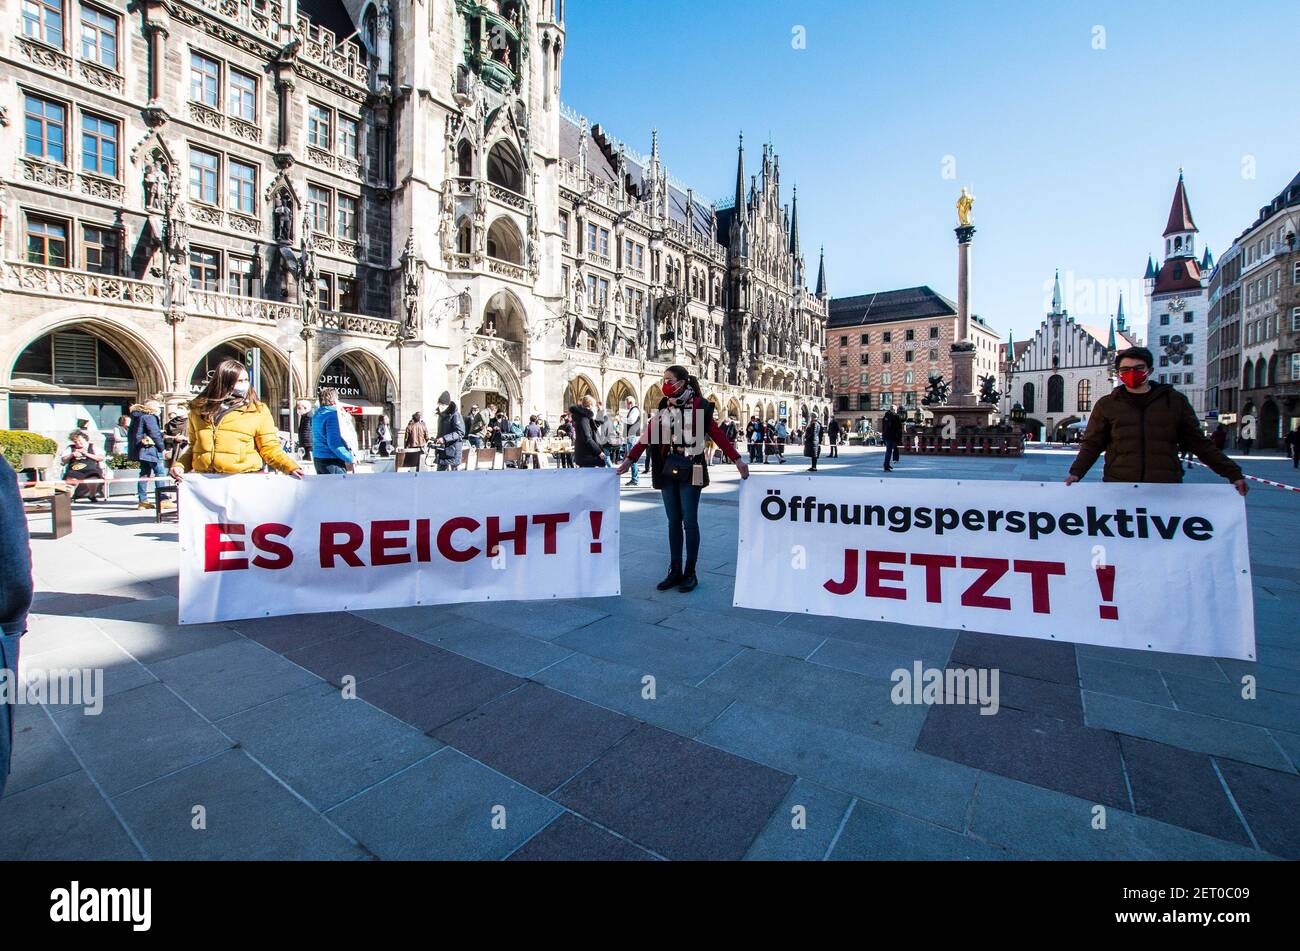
[144,160,169,212]
[164,254,188,310]
[273,192,294,243]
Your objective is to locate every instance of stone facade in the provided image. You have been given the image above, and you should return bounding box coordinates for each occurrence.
[2,0,829,448]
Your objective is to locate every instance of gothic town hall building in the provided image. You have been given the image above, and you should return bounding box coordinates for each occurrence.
[0,0,830,446]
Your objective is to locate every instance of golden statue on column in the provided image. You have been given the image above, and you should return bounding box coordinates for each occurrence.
[956,187,975,227]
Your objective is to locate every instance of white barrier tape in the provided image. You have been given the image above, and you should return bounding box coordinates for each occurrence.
[1186,459,1300,492]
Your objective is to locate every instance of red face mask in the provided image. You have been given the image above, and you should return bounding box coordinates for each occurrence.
[662,378,682,397]
[1118,367,1149,389]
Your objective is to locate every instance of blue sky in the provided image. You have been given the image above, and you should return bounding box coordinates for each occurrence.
[560,0,1299,341]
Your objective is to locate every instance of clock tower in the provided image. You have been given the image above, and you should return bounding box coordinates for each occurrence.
[1145,170,1211,415]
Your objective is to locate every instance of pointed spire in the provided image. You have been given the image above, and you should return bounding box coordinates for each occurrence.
[733,132,745,211]
[1144,255,1156,280]
[789,185,801,256]
[1163,168,1198,237]
[1116,291,1126,333]
[1201,246,1214,270]
[1051,269,1062,313]
[1107,318,1116,351]
[814,246,827,298]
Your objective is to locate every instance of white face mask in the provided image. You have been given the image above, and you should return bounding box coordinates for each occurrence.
[232,381,250,397]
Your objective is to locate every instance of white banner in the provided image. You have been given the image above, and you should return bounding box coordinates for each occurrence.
[735,475,1256,660]
[178,469,620,624]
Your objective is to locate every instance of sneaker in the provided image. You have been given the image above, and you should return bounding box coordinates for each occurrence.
[137,501,154,510]
[656,567,684,591]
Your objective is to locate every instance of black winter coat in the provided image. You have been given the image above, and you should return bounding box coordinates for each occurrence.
[570,406,605,467]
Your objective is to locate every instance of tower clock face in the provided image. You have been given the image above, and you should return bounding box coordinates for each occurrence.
[1169,297,1186,313]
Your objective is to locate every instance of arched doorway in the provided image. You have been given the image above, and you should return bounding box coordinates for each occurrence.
[7,322,166,449]
[486,217,524,265]
[317,348,397,450]
[190,337,297,433]
[562,374,598,413]
[726,398,741,423]
[1259,400,1280,449]
[463,360,519,420]
[643,383,663,413]
[606,378,635,411]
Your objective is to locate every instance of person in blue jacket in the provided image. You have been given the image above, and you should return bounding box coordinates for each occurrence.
[128,399,166,509]
[310,387,355,474]
[1,455,34,798]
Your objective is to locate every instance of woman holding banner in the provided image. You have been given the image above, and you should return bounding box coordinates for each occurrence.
[169,359,303,481]
[618,365,748,593]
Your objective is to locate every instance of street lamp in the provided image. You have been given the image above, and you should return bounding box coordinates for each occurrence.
[277,313,302,451]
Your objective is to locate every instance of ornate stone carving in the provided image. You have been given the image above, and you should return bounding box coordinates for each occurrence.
[20,158,72,190]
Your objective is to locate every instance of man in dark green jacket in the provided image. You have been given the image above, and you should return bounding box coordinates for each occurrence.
[1066,347,1247,495]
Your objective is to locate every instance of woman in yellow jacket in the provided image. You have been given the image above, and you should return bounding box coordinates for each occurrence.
[169,358,303,481]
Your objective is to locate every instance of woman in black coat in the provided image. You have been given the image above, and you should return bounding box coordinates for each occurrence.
[432,391,465,470]
[804,416,824,472]
[569,397,606,467]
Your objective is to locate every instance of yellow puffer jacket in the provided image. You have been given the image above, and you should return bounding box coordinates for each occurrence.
[177,402,299,475]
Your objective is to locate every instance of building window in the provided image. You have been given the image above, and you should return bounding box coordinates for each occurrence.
[229,69,257,121]
[928,348,938,361]
[225,255,252,296]
[26,215,69,267]
[1160,335,1169,346]
[82,224,118,274]
[1291,307,1300,332]
[883,331,892,343]
[587,222,597,253]
[227,159,256,213]
[929,326,938,339]
[882,352,891,364]
[1292,353,1300,381]
[838,354,848,367]
[859,352,868,365]
[189,148,219,204]
[336,194,357,239]
[1159,313,1170,326]
[23,0,64,47]
[904,369,914,385]
[190,52,220,107]
[307,184,330,233]
[559,214,569,248]
[905,350,914,362]
[905,328,914,341]
[1184,311,1193,323]
[23,94,66,164]
[308,103,331,149]
[1022,382,1035,413]
[79,5,118,68]
[338,276,358,312]
[316,274,333,310]
[189,247,219,290]
[1077,379,1091,413]
[337,116,358,159]
[881,370,891,386]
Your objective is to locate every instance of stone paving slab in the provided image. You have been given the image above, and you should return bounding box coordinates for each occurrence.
[554,618,744,685]
[326,748,563,860]
[2,703,80,799]
[0,771,141,860]
[743,778,854,861]
[355,650,523,734]
[1082,690,1295,773]
[507,812,660,861]
[282,624,437,687]
[218,683,443,811]
[1118,735,1251,846]
[1077,653,1174,706]
[51,683,234,796]
[149,640,323,721]
[553,724,794,861]
[433,682,637,794]
[414,618,573,677]
[829,800,1016,861]
[114,750,367,861]
[1216,759,1300,860]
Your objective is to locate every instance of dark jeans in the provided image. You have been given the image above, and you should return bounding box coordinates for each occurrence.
[314,458,348,475]
[660,480,703,572]
[0,631,19,798]
[136,459,163,502]
[829,441,838,457]
[883,439,897,469]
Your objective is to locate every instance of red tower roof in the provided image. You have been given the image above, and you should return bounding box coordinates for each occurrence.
[1163,171,1198,237]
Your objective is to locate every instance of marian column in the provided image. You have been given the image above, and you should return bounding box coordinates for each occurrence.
[950,187,977,407]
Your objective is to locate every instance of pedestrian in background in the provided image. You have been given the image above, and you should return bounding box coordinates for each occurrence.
[432,391,465,471]
[570,395,606,468]
[1065,347,1246,495]
[106,414,130,457]
[127,399,166,509]
[804,414,824,472]
[522,415,544,469]
[1,454,33,799]
[375,414,394,457]
[1286,423,1300,469]
[828,416,841,458]
[556,413,576,468]
[401,412,428,470]
[623,396,643,485]
[61,430,108,502]
[881,407,902,472]
[311,387,355,475]
[170,359,303,481]
[617,365,748,593]
[164,402,190,469]
[747,416,764,464]
[296,400,315,460]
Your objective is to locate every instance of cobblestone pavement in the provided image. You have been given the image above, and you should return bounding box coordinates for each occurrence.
[3,447,1296,860]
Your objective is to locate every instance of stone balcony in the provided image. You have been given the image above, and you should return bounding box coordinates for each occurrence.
[2,261,397,338]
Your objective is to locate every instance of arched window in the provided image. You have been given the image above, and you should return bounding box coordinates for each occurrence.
[1022,381,1035,413]
[456,219,472,254]
[457,141,473,178]
[485,217,523,264]
[1047,374,1064,413]
[363,6,377,54]
[1077,379,1091,412]
[486,141,523,193]
[1267,354,1278,386]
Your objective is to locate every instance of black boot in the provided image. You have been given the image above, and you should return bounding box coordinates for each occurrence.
[656,565,684,591]
[678,562,698,592]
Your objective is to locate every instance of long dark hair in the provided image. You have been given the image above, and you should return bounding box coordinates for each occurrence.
[191,357,261,422]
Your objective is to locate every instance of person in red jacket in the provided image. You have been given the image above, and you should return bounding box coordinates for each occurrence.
[618,365,749,592]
